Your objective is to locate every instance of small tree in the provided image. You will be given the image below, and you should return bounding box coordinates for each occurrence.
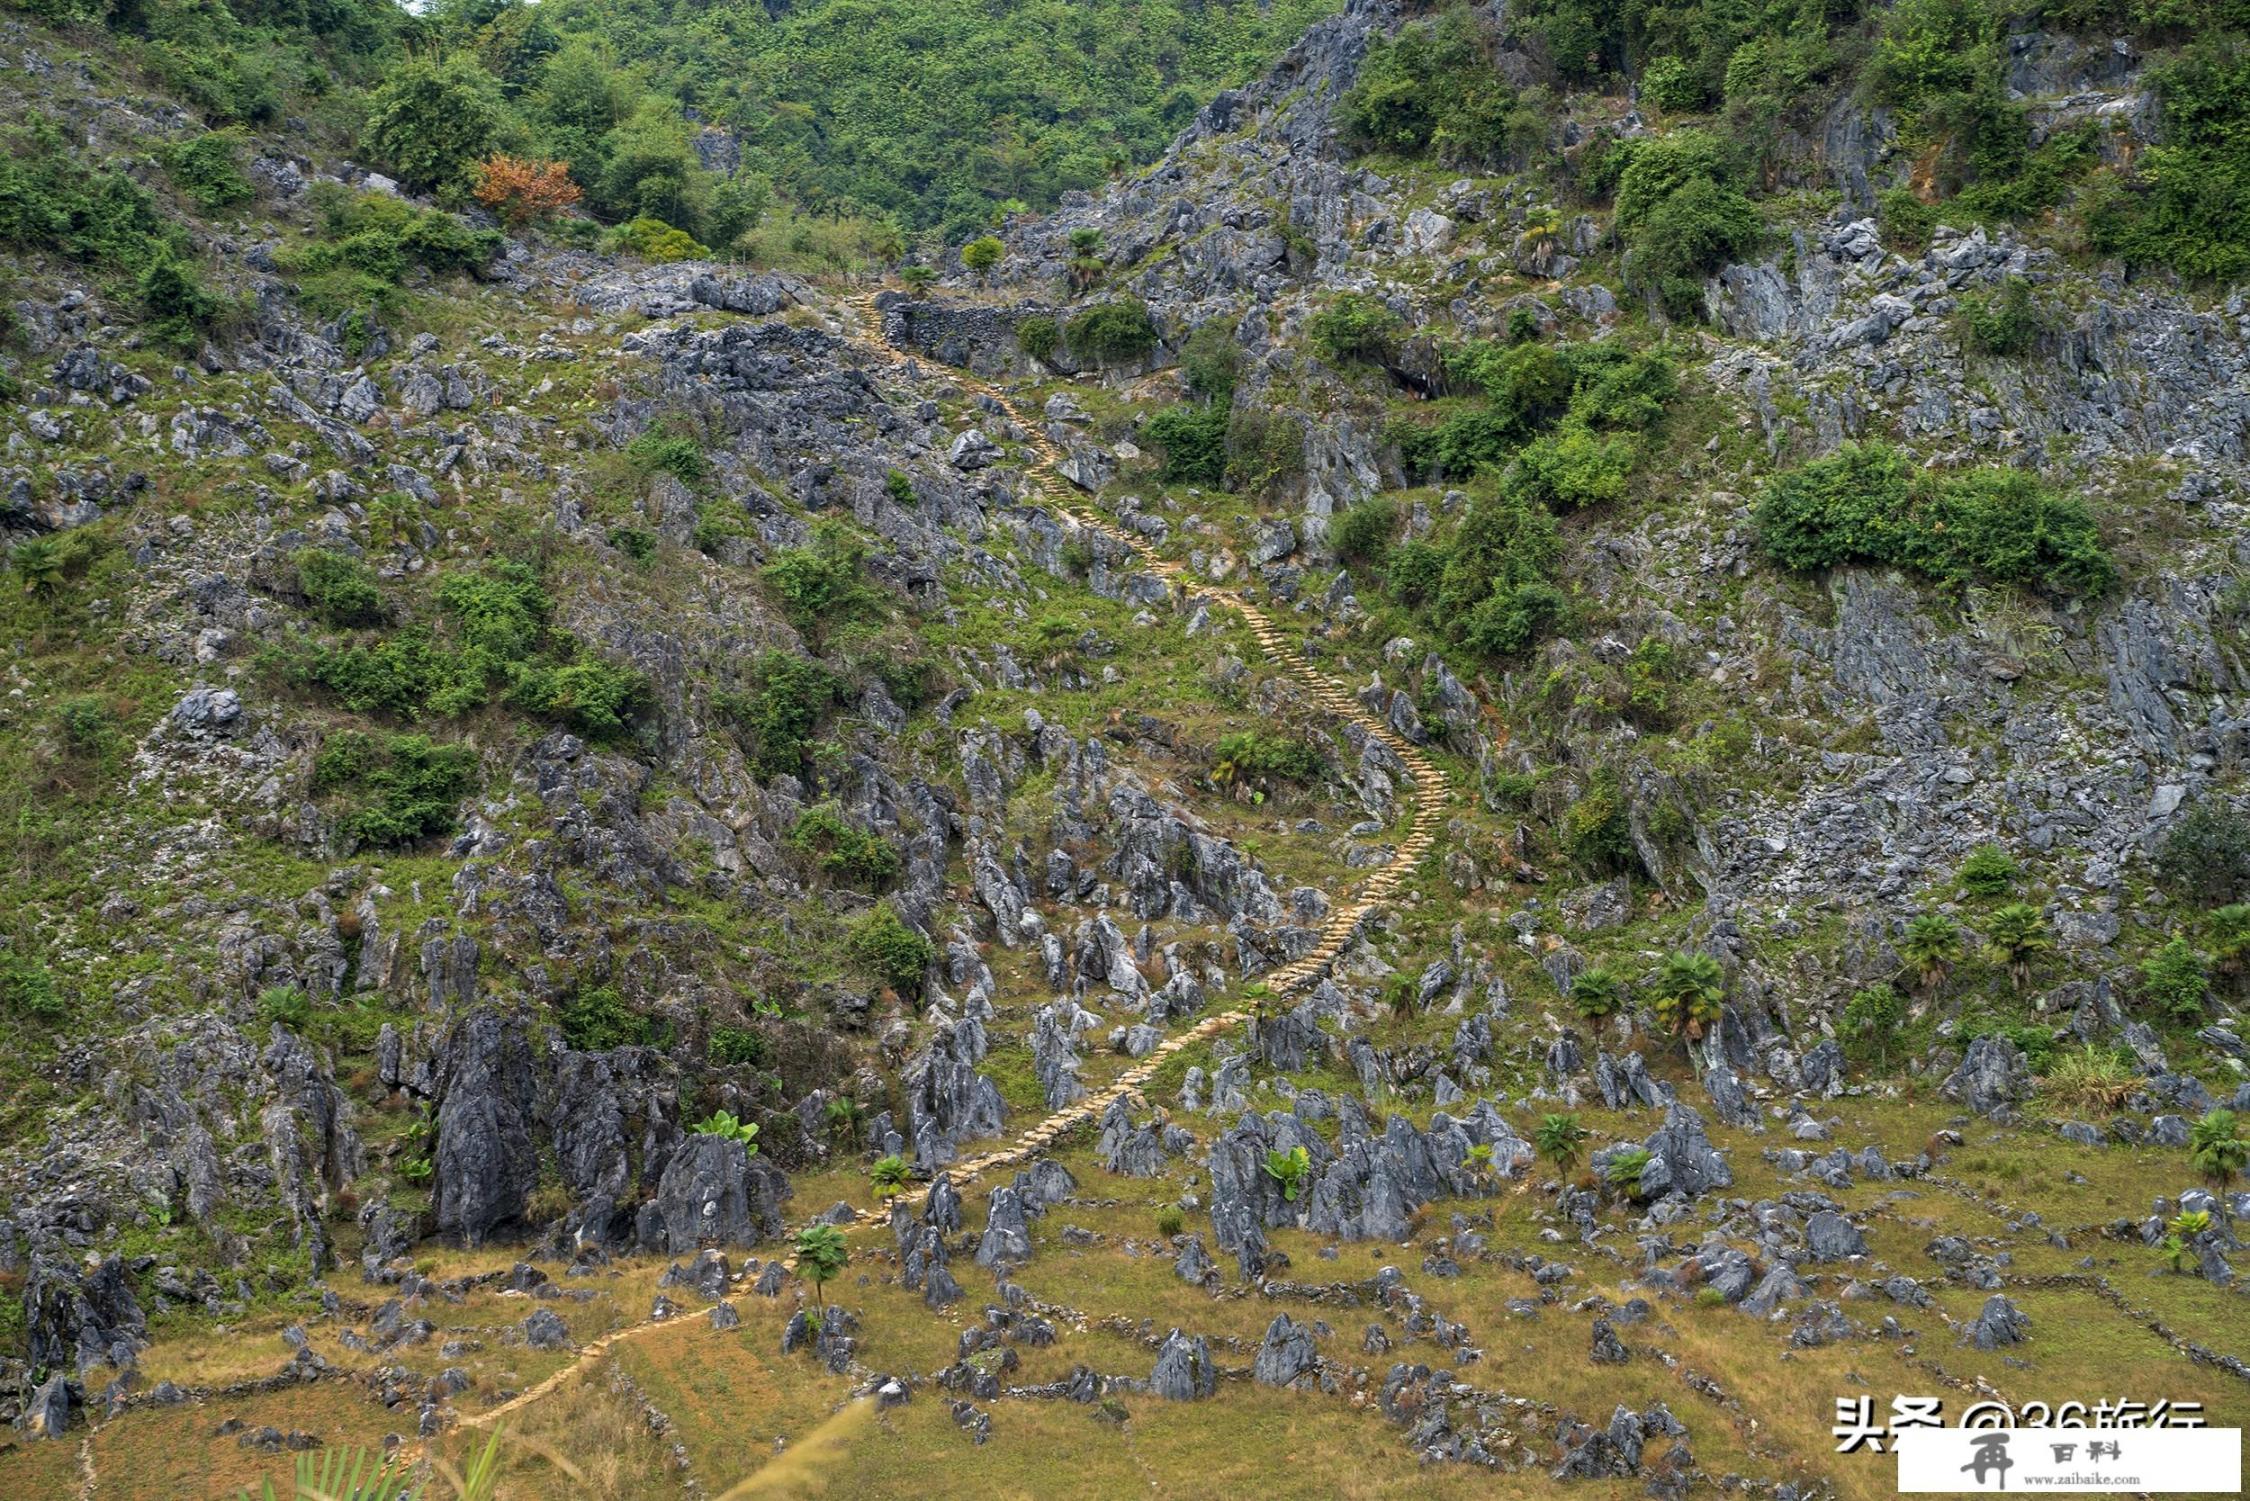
[848,902,934,995]
[1983,903,2051,992]
[2209,903,2250,982]
[824,1095,867,1145]
[961,235,1003,281]
[1899,912,1964,993]
[2189,1109,2248,1192]
[11,537,65,597]
[1651,951,1725,1041]
[869,1154,910,1199]
[1841,983,1903,1068]
[1568,967,1623,1022]
[364,56,506,195]
[472,154,583,227]
[2141,936,2209,1022]
[1956,844,2019,897]
[1534,1113,1587,1175]
[1263,1145,1311,1202]
[794,1223,849,1328]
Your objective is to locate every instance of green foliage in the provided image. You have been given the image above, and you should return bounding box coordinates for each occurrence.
[1642,55,1706,113]
[1982,902,2052,989]
[627,431,707,485]
[11,538,67,599]
[794,1222,849,1305]
[708,1025,767,1068]
[1016,315,1058,363]
[2208,903,2250,972]
[2085,35,2250,281]
[789,803,901,888]
[298,548,386,627]
[1262,1144,1312,1202]
[1754,443,2114,598]
[961,235,1003,274]
[1155,1206,1186,1238]
[1211,731,1326,798]
[608,526,657,562]
[1607,130,1760,317]
[2040,1043,2140,1115]
[0,116,175,268]
[870,1153,910,1198]
[1650,951,1725,1039]
[2140,936,2209,1022]
[1065,299,1157,362]
[1605,1145,1653,1192]
[2156,802,2250,905]
[258,984,311,1030]
[607,216,709,263]
[1956,844,2019,897]
[763,523,880,643]
[1330,497,1398,568]
[234,1430,507,1501]
[692,1109,760,1150]
[884,470,917,509]
[1539,1116,1593,1170]
[311,731,479,848]
[1567,966,1623,1019]
[2189,1109,2248,1190]
[722,652,843,780]
[508,654,647,739]
[1306,293,1400,365]
[1900,911,1965,990]
[1960,278,2040,356]
[1340,4,1540,167]
[1143,403,1229,487]
[849,902,933,993]
[557,984,655,1051]
[0,950,67,1022]
[1842,983,1904,1068]
[364,56,507,195]
[137,255,225,348]
[282,187,503,306]
[162,129,254,213]
[1179,322,1241,402]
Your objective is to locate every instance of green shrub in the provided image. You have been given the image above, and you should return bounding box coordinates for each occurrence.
[2157,802,2250,905]
[608,526,657,561]
[508,654,647,739]
[56,696,117,758]
[0,951,67,1021]
[1563,772,1635,874]
[762,523,879,641]
[1960,278,2039,355]
[298,549,387,627]
[1306,292,1400,365]
[1212,730,1327,791]
[692,1109,759,1149]
[1223,407,1304,498]
[1330,497,1399,568]
[884,469,917,508]
[2083,36,2250,282]
[1017,314,1058,363]
[437,561,550,660]
[1155,1206,1186,1238]
[558,984,654,1051]
[1605,1145,1654,1192]
[1878,187,1941,251]
[364,56,507,195]
[0,116,174,268]
[1754,444,2112,598]
[723,652,843,779]
[962,235,1003,275]
[138,256,224,349]
[1841,983,1905,1067]
[1179,322,1241,401]
[1568,967,1623,1019]
[790,803,902,887]
[1340,6,1537,167]
[312,730,479,848]
[1642,55,1709,113]
[609,216,710,263]
[1956,844,2019,897]
[849,902,934,993]
[709,1025,768,1068]
[1143,403,1229,487]
[627,431,706,485]
[161,130,253,213]
[1065,298,1157,362]
[258,984,311,1030]
[2141,936,2209,1022]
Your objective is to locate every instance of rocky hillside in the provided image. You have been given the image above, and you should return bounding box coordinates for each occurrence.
[2,0,2248,1494]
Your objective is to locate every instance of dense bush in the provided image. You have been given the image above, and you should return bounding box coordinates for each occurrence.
[1016,314,1059,363]
[723,651,843,780]
[1340,3,1542,167]
[608,216,709,262]
[1211,731,1326,790]
[849,903,934,993]
[2158,802,2250,905]
[298,548,387,627]
[708,1025,768,1068]
[0,116,176,268]
[312,730,479,847]
[0,951,67,1022]
[1960,278,2040,355]
[1065,299,1158,362]
[161,130,254,212]
[1143,403,1230,487]
[364,56,507,195]
[789,803,901,888]
[762,523,880,644]
[558,984,656,1051]
[1306,293,1400,366]
[2086,34,2250,280]
[1754,444,2113,597]
[1179,322,1241,401]
[1607,131,1761,317]
[627,430,707,485]
[509,654,647,738]
[2141,936,2209,1021]
[1330,497,1399,568]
